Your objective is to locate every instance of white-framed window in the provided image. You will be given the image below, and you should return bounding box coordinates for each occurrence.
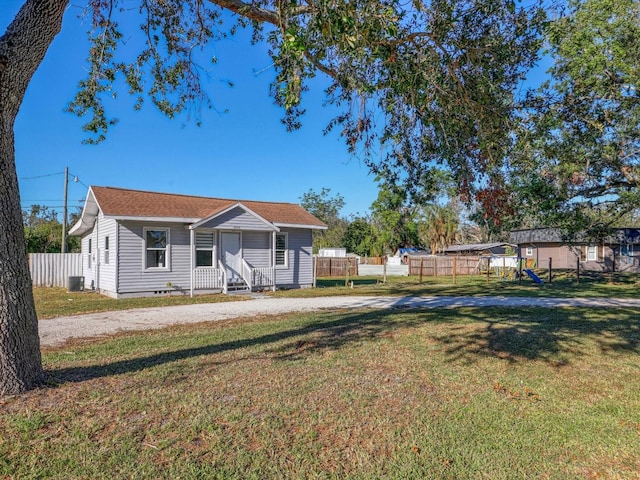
[144,228,169,269]
[87,238,92,269]
[195,231,215,267]
[525,247,533,257]
[620,243,634,257]
[104,236,110,265]
[275,233,288,267]
[586,245,598,261]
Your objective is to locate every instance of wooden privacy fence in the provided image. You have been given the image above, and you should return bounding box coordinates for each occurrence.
[29,253,83,287]
[408,255,482,277]
[315,257,358,277]
[359,256,385,265]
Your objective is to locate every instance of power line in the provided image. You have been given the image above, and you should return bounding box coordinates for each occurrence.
[19,171,65,180]
[20,170,89,188]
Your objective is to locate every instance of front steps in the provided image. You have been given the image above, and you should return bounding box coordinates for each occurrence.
[226,278,250,293]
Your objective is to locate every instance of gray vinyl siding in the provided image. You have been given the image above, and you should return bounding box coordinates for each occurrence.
[242,232,271,268]
[117,221,192,294]
[96,216,117,294]
[275,228,313,287]
[81,230,96,290]
[200,206,275,231]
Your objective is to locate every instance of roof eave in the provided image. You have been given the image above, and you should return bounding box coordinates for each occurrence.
[275,222,328,230]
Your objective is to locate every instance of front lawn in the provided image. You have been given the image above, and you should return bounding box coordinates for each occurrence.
[276,272,640,299]
[2,306,639,478]
[34,272,640,319]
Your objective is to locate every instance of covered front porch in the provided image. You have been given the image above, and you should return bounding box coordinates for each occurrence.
[191,256,276,295]
[187,202,283,296]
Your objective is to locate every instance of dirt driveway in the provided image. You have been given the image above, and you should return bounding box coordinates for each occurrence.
[38,295,640,347]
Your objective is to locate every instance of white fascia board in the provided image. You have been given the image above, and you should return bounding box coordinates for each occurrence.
[274,222,328,230]
[190,202,279,231]
[68,187,99,236]
[103,215,201,223]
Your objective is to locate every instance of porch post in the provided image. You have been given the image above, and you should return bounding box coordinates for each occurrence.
[189,228,194,298]
[272,230,277,292]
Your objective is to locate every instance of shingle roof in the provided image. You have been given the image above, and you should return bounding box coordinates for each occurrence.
[510,227,640,245]
[90,186,326,227]
[443,242,514,253]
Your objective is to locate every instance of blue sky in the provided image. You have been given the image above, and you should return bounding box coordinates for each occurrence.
[3,1,380,220]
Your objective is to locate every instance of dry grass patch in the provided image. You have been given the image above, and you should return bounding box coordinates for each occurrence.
[34,287,246,319]
[2,307,640,478]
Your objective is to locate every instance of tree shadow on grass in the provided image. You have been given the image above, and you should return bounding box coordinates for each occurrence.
[431,307,640,366]
[47,305,640,385]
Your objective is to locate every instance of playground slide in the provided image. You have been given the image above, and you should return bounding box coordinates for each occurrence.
[524,269,543,285]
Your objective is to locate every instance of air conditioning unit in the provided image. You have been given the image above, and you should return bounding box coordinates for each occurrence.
[68,276,85,292]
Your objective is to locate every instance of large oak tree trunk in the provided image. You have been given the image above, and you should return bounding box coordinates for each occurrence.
[0,0,68,395]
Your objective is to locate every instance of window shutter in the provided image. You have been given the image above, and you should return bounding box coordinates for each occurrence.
[580,246,586,261]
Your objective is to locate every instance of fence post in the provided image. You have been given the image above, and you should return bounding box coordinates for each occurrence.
[518,257,523,284]
[419,257,424,283]
[576,256,580,284]
[486,257,490,284]
[453,256,457,285]
[345,257,350,287]
[383,256,387,283]
[434,256,438,278]
[313,255,317,288]
[548,257,553,283]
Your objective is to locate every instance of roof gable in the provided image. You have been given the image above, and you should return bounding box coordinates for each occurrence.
[191,203,279,231]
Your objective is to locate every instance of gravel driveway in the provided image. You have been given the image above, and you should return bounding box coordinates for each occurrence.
[39,295,640,347]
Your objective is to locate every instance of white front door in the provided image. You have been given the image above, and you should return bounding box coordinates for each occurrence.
[221,232,242,280]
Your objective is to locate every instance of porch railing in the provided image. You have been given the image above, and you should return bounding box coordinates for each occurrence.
[193,266,225,290]
[241,260,275,291]
[241,259,253,291]
[218,260,227,294]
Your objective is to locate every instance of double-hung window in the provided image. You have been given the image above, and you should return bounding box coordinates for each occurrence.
[196,232,215,267]
[275,233,288,267]
[104,236,110,265]
[586,245,598,261]
[145,228,169,269]
[525,247,533,257]
[87,238,92,269]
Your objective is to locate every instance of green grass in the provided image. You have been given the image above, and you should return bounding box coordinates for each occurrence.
[34,288,247,319]
[3,306,640,478]
[275,271,640,299]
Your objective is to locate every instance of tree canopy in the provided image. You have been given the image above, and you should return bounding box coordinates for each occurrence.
[512,0,640,236]
[69,0,545,201]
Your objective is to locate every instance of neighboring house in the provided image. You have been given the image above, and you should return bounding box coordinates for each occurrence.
[442,242,515,256]
[69,186,327,298]
[510,227,640,272]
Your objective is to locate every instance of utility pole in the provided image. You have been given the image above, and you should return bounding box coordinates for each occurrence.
[62,166,68,253]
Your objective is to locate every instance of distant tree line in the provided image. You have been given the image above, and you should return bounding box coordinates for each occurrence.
[22,205,80,254]
[300,181,512,257]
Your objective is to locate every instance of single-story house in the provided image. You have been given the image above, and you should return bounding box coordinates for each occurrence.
[69,186,327,298]
[442,242,515,256]
[509,227,640,272]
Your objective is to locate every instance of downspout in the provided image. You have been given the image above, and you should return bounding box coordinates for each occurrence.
[95,215,100,292]
[190,227,194,298]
